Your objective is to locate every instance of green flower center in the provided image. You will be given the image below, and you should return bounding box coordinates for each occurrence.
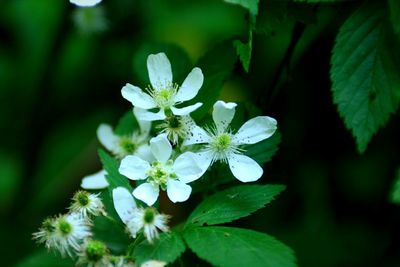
[147,161,175,190]
[212,133,232,152]
[75,191,90,207]
[166,115,181,129]
[85,240,107,262]
[119,137,137,154]
[143,208,156,224]
[58,219,72,235]
[151,84,178,109]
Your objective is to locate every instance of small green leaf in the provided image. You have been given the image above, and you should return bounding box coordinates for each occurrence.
[389,168,400,204]
[234,32,252,72]
[133,231,186,264]
[188,41,237,120]
[114,110,139,136]
[331,2,400,153]
[98,149,132,191]
[184,226,297,267]
[224,0,259,16]
[187,184,285,226]
[244,130,281,165]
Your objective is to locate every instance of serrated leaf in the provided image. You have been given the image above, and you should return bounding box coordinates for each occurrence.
[331,2,400,153]
[114,110,139,136]
[188,41,237,120]
[98,149,132,191]
[14,249,74,267]
[184,226,297,267]
[224,0,259,16]
[245,130,281,165]
[187,184,285,226]
[133,231,186,265]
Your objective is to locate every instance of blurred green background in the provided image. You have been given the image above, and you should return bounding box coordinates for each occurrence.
[1,0,400,266]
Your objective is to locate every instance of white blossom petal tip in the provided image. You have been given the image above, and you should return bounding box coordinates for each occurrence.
[119,155,151,180]
[234,116,278,144]
[112,187,137,223]
[133,183,160,206]
[174,67,204,102]
[166,180,192,203]
[70,0,102,7]
[97,124,118,152]
[147,53,173,90]
[228,154,263,182]
[150,134,172,163]
[81,169,109,189]
[121,84,157,109]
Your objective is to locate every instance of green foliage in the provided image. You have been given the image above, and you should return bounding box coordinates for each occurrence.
[114,110,139,136]
[331,1,400,153]
[98,149,132,191]
[133,231,186,264]
[187,184,285,226]
[14,250,74,267]
[188,41,237,120]
[234,32,253,72]
[184,226,297,267]
[245,130,281,165]
[389,0,400,38]
[224,0,259,16]
[389,168,400,204]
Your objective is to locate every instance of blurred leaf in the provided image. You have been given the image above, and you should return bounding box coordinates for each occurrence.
[184,226,297,267]
[92,216,131,254]
[331,2,400,153]
[244,131,281,165]
[98,149,132,191]
[114,110,139,136]
[189,41,237,120]
[389,168,400,204]
[133,231,186,265]
[133,43,191,86]
[389,0,400,39]
[224,0,259,16]
[187,184,285,226]
[14,249,73,267]
[0,152,22,209]
[294,0,352,2]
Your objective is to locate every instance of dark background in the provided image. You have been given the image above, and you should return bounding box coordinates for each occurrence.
[0,0,399,266]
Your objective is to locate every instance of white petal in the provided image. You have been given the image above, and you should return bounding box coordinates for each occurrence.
[81,169,109,189]
[133,183,160,206]
[135,144,156,163]
[173,152,203,183]
[97,124,118,152]
[70,0,102,7]
[196,150,214,174]
[166,180,192,203]
[112,187,136,223]
[134,107,166,121]
[228,153,263,182]
[133,107,151,135]
[212,101,237,133]
[174,67,204,102]
[121,83,156,109]
[119,155,151,180]
[234,116,277,144]
[182,125,211,146]
[171,102,202,116]
[150,134,172,163]
[141,260,167,267]
[147,53,172,90]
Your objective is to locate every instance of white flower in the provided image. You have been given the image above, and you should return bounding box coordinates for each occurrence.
[97,108,153,160]
[70,0,102,7]
[112,187,170,243]
[34,213,92,257]
[69,191,106,218]
[157,114,196,144]
[183,100,277,182]
[81,170,110,190]
[121,52,204,121]
[119,134,203,206]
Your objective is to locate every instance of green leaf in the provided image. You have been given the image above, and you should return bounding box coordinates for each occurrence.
[188,41,237,120]
[294,0,352,2]
[187,184,285,226]
[133,231,186,265]
[114,110,139,136]
[184,226,297,267]
[98,149,132,191]
[389,168,400,204]
[234,31,252,72]
[223,0,259,16]
[14,249,74,267]
[244,130,281,165]
[331,2,400,153]
[389,0,400,38]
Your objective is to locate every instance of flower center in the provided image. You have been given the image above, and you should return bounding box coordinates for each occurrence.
[166,115,181,130]
[212,133,232,152]
[147,161,175,190]
[119,137,137,154]
[150,83,178,109]
[143,208,156,224]
[58,219,72,235]
[43,218,56,233]
[75,191,90,207]
[85,240,107,262]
